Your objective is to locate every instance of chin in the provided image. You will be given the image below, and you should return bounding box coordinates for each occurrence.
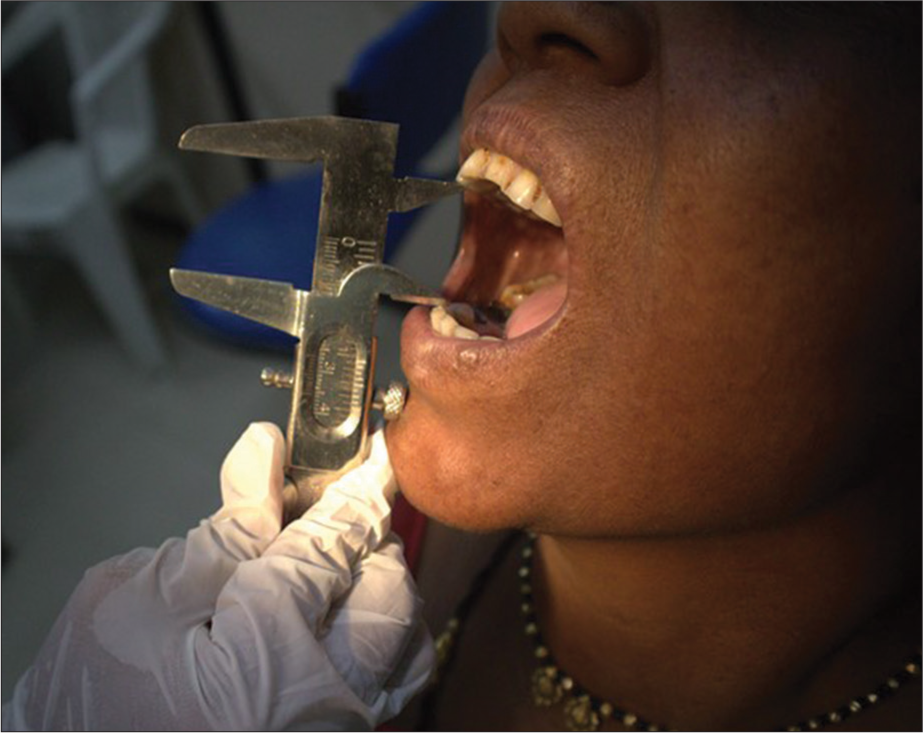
[386,407,533,533]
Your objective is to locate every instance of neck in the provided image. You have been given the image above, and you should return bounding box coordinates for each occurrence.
[535,468,921,730]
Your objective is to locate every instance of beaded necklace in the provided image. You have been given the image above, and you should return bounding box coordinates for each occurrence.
[425,532,921,732]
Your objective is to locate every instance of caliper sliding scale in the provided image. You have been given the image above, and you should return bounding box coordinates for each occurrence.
[170,117,457,515]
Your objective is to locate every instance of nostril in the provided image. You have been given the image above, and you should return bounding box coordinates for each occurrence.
[497,1,651,87]
[538,32,599,62]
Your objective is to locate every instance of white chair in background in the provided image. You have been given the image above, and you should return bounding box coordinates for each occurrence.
[2,2,204,371]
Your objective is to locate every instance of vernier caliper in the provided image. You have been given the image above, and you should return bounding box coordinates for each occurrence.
[170,117,456,515]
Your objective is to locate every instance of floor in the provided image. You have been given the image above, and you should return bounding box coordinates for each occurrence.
[0,191,458,700]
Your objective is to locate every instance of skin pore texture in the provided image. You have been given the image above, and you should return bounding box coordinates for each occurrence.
[387,3,920,730]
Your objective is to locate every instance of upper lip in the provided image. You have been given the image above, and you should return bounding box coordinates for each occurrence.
[458,104,572,231]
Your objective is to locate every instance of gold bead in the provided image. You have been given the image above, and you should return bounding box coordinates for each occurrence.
[623,713,638,728]
[828,711,841,723]
[866,692,879,704]
[598,702,613,718]
[648,725,660,732]
[887,677,900,690]
[525,622,538,635]
[807,719,820,730]
[446,617,460,631]
[564,695,599,732]
[521,583,533,594]
[518,566,530,578]
[535,645,549,659]
[522,602,533,614]
[531,666,563,706]
[906,662,920,676]
[522,546,533,558]
[561,676,574,691]
[434,631,454,667]
[848,700,862,713]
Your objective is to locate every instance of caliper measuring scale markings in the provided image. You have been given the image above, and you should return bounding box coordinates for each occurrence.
[170,117,456,515]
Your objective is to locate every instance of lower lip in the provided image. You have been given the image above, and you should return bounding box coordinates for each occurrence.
[399,295,566,385]
[400,305,510,382]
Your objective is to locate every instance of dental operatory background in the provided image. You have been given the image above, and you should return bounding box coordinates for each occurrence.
[1,1,491,699]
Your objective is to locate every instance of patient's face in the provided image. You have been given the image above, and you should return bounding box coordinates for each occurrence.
[388,2,920,536]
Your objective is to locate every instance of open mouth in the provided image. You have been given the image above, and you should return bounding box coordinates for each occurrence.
[431,148,568,343]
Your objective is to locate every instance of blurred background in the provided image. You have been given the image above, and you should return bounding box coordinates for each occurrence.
[2,1,492,698]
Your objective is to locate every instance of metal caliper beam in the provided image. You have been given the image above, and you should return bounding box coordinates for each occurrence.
[173,117,457,512]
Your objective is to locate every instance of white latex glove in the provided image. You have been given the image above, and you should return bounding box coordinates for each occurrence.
[3,424,434,731]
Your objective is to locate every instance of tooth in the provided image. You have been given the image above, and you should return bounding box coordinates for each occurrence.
[503,168,541,208]
[456,148,490,183]
[484,153,519,190]
[452,324,479,340]
[456,149,562,228]
[431,305,470,338]
[430,306,455,337]
[531,192,561,227]
[439,313,458,338]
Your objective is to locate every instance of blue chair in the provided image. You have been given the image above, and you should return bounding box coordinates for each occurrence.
[175,2,489,349]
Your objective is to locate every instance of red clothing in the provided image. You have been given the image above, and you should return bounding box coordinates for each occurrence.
[391,495,427,574]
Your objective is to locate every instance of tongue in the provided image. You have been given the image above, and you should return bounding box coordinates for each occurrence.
[504,281,567,340]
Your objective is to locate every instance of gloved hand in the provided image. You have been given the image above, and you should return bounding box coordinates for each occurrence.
[2,423,434,731]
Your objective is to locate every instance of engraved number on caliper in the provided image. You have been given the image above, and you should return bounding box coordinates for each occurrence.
[317,235,378,295]
[313,331,368,438]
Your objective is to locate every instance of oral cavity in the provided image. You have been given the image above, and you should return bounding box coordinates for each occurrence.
[441,150,568,342]
[456,149,562,228]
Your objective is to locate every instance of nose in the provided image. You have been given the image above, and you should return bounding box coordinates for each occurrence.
[496,1,651,86]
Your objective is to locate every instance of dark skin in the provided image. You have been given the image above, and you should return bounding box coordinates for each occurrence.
[388,2,921,730]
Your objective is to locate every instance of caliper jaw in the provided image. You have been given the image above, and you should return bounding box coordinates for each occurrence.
[171,116,457,514]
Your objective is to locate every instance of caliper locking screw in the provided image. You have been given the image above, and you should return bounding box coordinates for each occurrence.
[372,381,407,422]
[261,367,294,389]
